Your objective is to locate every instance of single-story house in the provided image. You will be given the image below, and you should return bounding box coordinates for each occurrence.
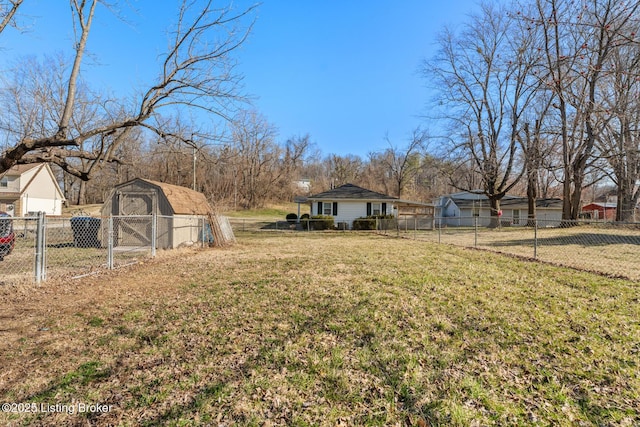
[581,202,616,221]
[101,178,212,249]
[307,183,398,229]
[0,163,65,216]
[306,183,436,230]
[434,191,563,227]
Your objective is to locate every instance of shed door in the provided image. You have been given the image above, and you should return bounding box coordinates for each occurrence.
[116,191,156,246]
[119,191,156,215]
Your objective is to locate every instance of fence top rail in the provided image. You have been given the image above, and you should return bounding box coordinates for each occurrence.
[60,214,210,220]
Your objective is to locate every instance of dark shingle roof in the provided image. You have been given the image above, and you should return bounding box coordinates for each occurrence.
[308,183,397,200]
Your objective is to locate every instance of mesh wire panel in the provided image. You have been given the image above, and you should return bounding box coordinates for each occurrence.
[0,216,38,285]
[110,215,153,267]
[535,219,640,279]
[387,217,640,280]
[44,217,107,280]
[0,214,209,285]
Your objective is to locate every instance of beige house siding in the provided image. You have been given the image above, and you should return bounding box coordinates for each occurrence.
[0,164,64,216]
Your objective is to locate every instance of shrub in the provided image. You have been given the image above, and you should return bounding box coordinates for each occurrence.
[286,213,298,224]
[352,215,396,231]
[310,215,334,230]
[352,217,377,230]
[300,213,311,230]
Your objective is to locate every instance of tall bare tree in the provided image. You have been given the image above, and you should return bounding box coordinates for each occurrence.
[425,2,539,226]
[369,128,427,199]
[328,154,365,189]
[0,0,255,179]
[531,0,640,220]
[231,110,281,209]
[597,40,640,222]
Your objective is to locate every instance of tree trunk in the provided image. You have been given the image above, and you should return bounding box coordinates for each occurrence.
[488,197,501,228]
[616,177,638,222]
[77,180,87,206]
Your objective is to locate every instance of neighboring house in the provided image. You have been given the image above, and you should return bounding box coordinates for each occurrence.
[0,164,65,216]
[434,191,563,227]
[294,179,312,194]
[581,202,617,221]
[307,183,399,229]
[101,178,212,249]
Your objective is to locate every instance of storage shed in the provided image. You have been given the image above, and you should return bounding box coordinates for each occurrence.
[101,178,211,249]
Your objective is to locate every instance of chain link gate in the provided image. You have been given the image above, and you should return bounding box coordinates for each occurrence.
[0,213,210,285]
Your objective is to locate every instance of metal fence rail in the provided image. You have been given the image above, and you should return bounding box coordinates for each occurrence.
[0,214,210,285]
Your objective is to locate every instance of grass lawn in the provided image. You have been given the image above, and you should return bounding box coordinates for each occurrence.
[223,203,309,220]
[0,233,638,426]
[394,224,640,280]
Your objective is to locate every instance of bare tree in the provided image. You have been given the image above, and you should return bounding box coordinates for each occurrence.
[532,0,640,220]
[369,128,427,199]
[0,0,22,34]
[425,2,539,226]
[0,0,255,178]
[231,110,281,209]
[328,154,365,188]
[597,41,640,222]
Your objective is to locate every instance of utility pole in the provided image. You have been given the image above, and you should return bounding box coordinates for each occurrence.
[192,145,197,191]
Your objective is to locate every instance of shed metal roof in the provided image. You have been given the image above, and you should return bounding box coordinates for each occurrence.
[118,178,212,215]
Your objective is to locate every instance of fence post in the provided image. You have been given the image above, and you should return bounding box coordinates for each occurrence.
[200,216,205,248]
[34,212,46,283]
[534,219,538,259]
[151,213,157,257]
[474,215,478,247]
[107,216,114,269]
[438,218,441,244]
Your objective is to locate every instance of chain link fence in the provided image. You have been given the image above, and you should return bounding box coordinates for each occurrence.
[0,215,39,285]
[228,215,640,280]
[381,216,640,281]
[0,214,211,285]
[18,213,632,283]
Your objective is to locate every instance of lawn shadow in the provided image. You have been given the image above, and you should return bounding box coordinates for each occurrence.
[489,232,640,247]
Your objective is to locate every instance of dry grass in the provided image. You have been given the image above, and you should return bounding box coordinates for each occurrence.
[0,233,638,426]
[62,204,103,217]
[393,224,640,281]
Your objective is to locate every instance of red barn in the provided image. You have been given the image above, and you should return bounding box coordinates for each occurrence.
[581,202,617,221]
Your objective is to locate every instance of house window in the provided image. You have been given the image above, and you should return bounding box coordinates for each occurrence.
[472,206,480,217]
[513,209,520,225]
[318,201,337,216]
[0,177,7,188]
[372,203,381,216]
[323,202,333,216]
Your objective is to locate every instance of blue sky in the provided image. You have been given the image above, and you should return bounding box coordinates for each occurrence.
[0,1,480,157]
